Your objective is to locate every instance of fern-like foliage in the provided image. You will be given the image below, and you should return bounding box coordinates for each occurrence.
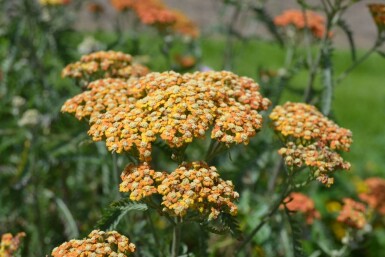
[96,198,148,231]
[285,208,306,257]
[201,213,243,240]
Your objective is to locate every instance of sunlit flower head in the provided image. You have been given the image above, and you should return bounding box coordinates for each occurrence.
[359,177,385,215]
[0,232,26,257]
[120,162,167,201]
[157,161,239,220]
[51,230,135,257]
[368,4,385,33]
[278,142,351,187]
[274,9,329,39]
[283,192,320,224]
[62,51,149,86]
[337,198,367,229]
[85,71,269,160]
[270,102,352,151]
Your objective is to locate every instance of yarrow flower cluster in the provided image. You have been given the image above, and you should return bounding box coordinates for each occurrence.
[270,102,352,186]
[51,230,135,257]
[120,162,167,201]
[61,78,138,121]
[0,232,25,257]
[157,161,239,220]
[274,9,329,39]
[368,4,385,33]
[359,177,385,215]
[110,0,199,38]
[283,192,320,224]
[77,71,270,161]
[337,198,367,229]
[62,51,149,86]
[278,142,351,186]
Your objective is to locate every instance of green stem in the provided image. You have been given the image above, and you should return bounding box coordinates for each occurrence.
[336,39,382,84]
[171,218,182,257]
[235,176,292,255]
[146,210,164,257]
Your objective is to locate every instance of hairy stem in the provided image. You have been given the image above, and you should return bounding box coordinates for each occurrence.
[171,218,182,257]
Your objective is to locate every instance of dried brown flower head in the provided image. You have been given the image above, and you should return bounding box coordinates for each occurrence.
[278,142,351,187]
[337,198,367,229]
[157,161,239,220]
[270,102,352,151]
[283,192,320,224]
[274,9,329,39]
[359,177,385,215]
[0,232,26,257]
[120,162,167,201]
[85,71,269,160]
[62,51,149,85]
[51,230,135,257]
[368,4,385,33]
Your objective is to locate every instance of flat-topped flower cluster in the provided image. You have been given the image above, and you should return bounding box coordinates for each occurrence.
[63,70,270,161]
[270,102,352,186]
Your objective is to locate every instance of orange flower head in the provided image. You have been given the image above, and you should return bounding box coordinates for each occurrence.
[157,161,239,220]
[278,142,351,187]
[368,4,385,33]
[51,230,135,257]
[120,162,167,201]
[283,192,320,224]
[61,78,138,121]
[359,177,385,215]
[62,51,149,86]
[0,232,26,257]
[337,198,367,229]
[270,102,352,151]
[85,71,270,160]
[274,9,329,39]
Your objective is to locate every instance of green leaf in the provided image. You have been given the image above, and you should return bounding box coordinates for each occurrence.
[96,198,148,231]
[337,19,356,61]
[220,213,243,240]
[55,197,79,239]
[285,209,306,257]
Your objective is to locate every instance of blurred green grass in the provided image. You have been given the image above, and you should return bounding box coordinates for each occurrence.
[199,38,385,176]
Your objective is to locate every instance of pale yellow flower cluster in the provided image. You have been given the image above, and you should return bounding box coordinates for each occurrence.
[157,161,239,220]
[39,0,70,6]
[62,51,149,85]
[51,230,135,257]
[270,102,352,186]
[65,70,269,161]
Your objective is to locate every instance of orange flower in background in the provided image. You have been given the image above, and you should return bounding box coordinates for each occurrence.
[283,192,320,224]
[110,0,199,37]
[368,4,385,33]
[274,9,329,39]
[270,102,352,151]
[120,162,167,201]
[62,51,149,86]
[157,161,239,220]
[174,54,197,69]
[0,232,26,257]
[88,2,104,14]
[84,71,270,160]
[337,198,367,229]
[51,230,135,257]
[278,142,351,187]
[359,177,385,215]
